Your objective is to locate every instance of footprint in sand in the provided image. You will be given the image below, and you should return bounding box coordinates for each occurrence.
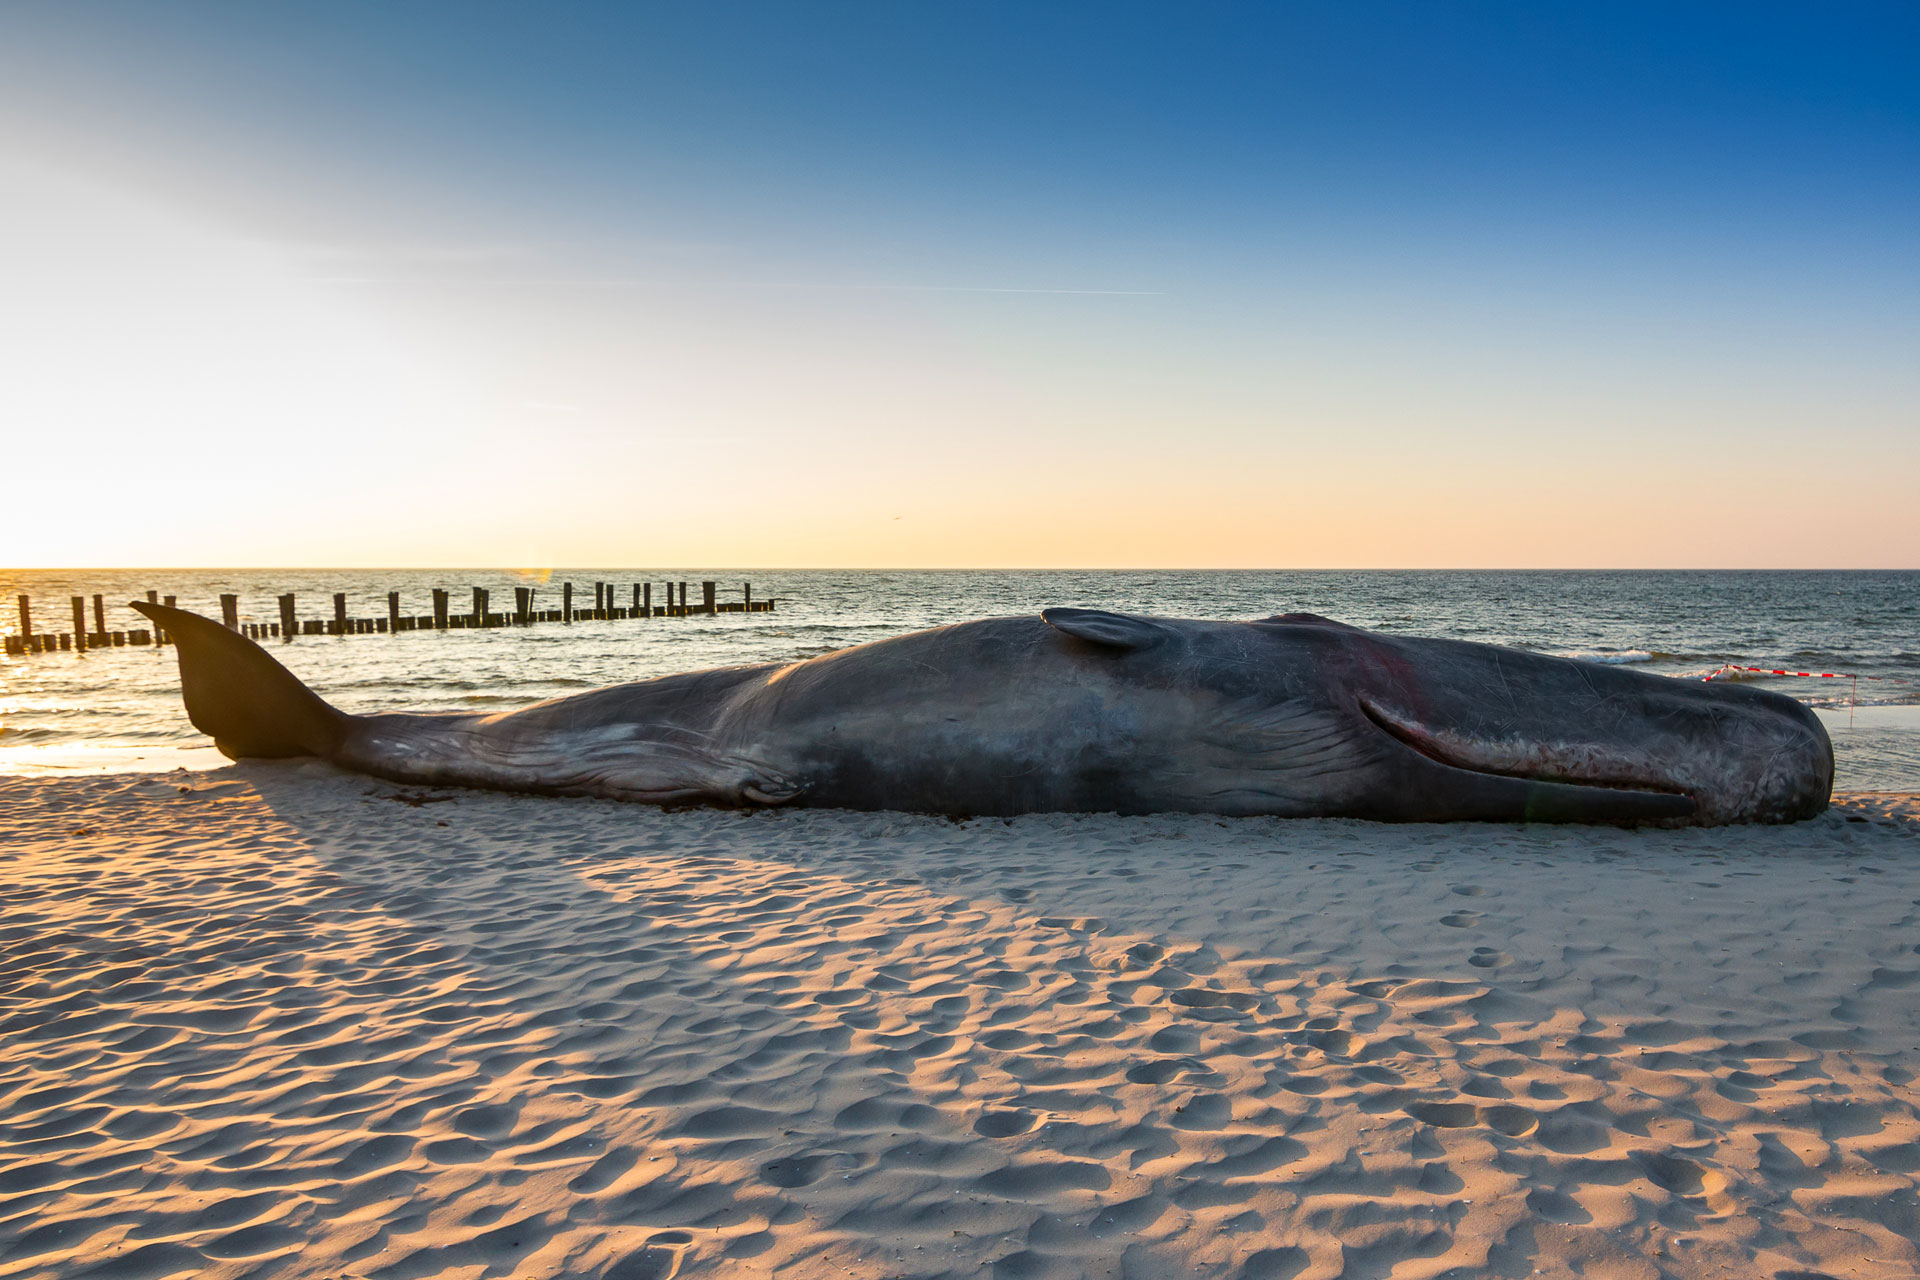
[1404,1100,1538,1137]
[606,1230,693,1280]
[973,1109,1038,1137]
[1126,1057,1215,1085]
[1169,987,1257,1020]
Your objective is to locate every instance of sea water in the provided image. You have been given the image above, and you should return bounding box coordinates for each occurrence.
[2,569,1915,789]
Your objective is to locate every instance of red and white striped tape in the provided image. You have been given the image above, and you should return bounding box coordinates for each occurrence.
[1703,664,1884,682]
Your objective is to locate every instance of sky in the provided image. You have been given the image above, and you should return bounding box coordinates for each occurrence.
[1,2,1915,568]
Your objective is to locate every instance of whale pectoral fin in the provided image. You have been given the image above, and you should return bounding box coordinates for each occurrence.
[1041,608,1172,652]
[695,752,807,807]
[742,778,806,806]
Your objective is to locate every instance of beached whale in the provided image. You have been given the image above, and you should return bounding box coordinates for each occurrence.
[133,602,1832,825]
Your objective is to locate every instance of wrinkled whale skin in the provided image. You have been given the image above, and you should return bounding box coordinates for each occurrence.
[134,602,1833,826]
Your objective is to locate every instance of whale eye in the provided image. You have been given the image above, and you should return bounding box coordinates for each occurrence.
[1041,608,1172,652]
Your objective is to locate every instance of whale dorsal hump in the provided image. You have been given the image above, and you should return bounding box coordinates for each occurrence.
[1254,612,1357,629]
[1041,608,1171,652]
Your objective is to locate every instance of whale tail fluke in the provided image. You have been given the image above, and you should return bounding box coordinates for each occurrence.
[131,602,350,762]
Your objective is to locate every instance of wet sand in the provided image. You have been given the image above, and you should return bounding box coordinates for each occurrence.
[2,769,1916,1279]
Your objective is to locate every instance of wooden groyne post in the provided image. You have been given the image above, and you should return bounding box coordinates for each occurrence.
[5,576,776,659]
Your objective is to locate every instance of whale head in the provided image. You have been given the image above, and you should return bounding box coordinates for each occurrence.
[1040,608,1832,825]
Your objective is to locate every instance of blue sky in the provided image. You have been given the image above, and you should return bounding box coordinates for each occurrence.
[3,3,1915,566]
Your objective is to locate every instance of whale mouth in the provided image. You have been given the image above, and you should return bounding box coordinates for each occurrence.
[1356,696,1698,813]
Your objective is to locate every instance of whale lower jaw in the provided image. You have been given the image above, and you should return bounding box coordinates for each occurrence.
[1355,696,1710,825]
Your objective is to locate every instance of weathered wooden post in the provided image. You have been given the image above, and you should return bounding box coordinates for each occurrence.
[218,594,237,631]
[329,593,345,636]
[16,596,30,645]
[744,582,752,611]
[388,591,401,633]
[93,594,109,637]
[145,589,164,644]
[432,589,449,630]
[279,594,296,641]
[472,587,489,626]
[70,597,87,652]
[643,583,652,617]
[701,581,716,614]
[562,582,573,623]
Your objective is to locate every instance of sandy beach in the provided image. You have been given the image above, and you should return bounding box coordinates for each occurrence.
[2,770,1916,1280]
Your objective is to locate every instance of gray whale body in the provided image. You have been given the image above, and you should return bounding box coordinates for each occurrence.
[133,602,1832,825]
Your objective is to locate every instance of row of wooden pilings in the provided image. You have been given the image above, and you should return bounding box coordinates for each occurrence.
[2,581,773,656]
